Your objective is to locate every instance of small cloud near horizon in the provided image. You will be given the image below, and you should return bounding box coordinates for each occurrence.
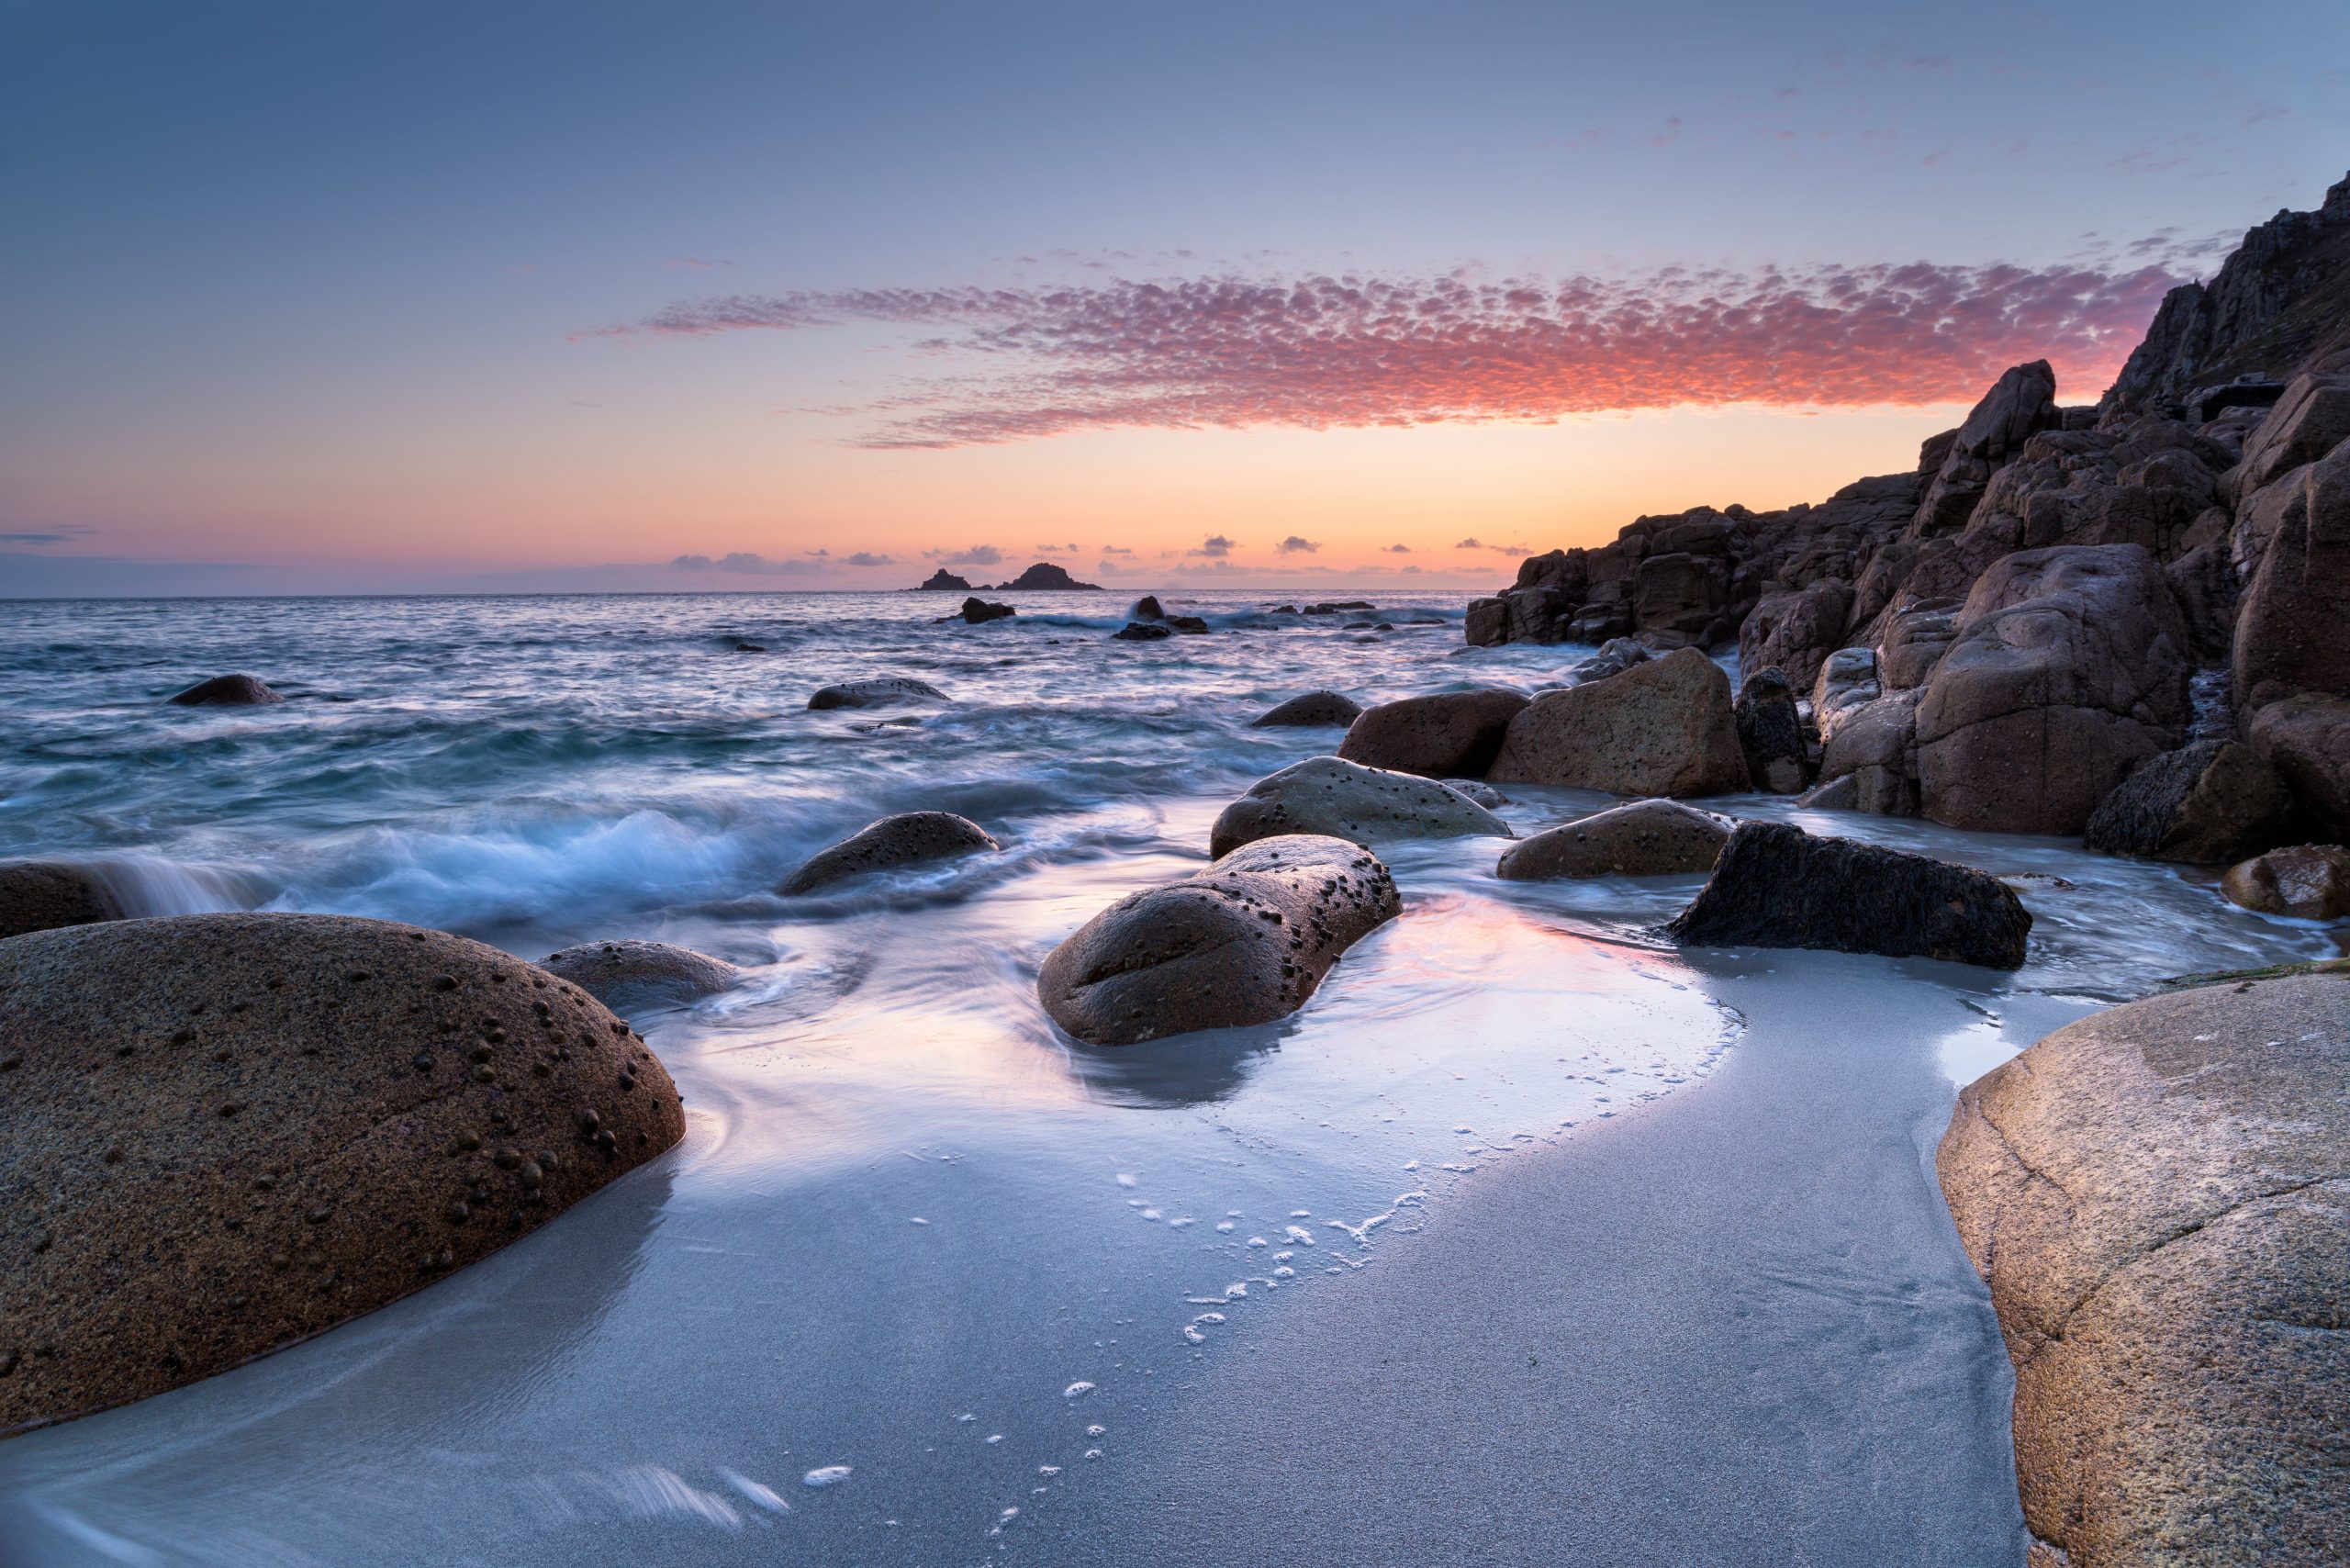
[845,551,895,566]
[1191,534,1235,557]
[1383,543,1412,554]
[669,551,811,576]
[923,543,1004,566]
[1275,535,1320,554]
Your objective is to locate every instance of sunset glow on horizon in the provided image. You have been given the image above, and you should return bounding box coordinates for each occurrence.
[4,0,2344,597]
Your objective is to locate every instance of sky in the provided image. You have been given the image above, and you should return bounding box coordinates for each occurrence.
[2,0,2345,596]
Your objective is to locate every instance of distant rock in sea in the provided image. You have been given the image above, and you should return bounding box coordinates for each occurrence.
[169,674,283,707]
[912,569,973,591]
[780,811,1002,894]
[995,562,1102,591]
[807,677,950,710]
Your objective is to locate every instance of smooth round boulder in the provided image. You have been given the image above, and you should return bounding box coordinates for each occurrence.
[0,860,122,941]
[779,811,1001,895]
[2084,740,2299,864]
[0,913,685,1434]
[539,939,740,1012]
[2221,844,2350,920]
[1939,972,2350,1566]
[1337,689,1529,778]
[1208,756,1511,859]
[168,674,283,707]
[1440,778,1508,810]
[1495,799,1730,880]
[807,677,949,711]
[1487,647,1751,798]
[1037,834,1399,1045]
[1250,691,1362,728]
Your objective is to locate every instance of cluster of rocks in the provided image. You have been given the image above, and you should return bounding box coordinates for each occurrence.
[911,562,1102,592]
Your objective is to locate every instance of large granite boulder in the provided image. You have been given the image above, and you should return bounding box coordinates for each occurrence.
[1337,690,1528,778]
[1208,756,1510,859]
[780,812,1001,894]
[2231,438,2350,716]
[1817,689,1924,817]
[1250,690,1362,728]
[1486,648,1750,797]
[807,677,949,710]
[1494,799,1729,880]
[1733,666,1808,794]
[0,861,121,941]
[1809,647,1882,742]
[1037,835,1399,1045]
[2246,692,2350,839]
[1664,820,2030,968]
[2083,740,2298,864]
[1938,972,2350,1566]
[0,913,685,1433]
[1737,578,1852,691]
[1875,598,1962,690]
[1916,544,2193,834]
[169,674,283,707]
[539,940,740,1012]
[2228,371,2350,500]
[2221,844,2350,920]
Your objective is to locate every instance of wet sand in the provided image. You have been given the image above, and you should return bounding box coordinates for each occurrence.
[1042,951,2100,1568]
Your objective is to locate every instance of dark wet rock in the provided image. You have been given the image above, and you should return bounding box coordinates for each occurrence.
[1570,637,1651,684]
[1734,666,1808,794]
[779,812,1001,895]
[1337,690,1529,779]
[1249,690,1362,728]
[2083,740,2298,864]
[2232,437,2350,717]
[807,677,950,710]
[1494,799,1729,880]
[1795,773,1859,811]
[1818,689,1924,817]
[996,562,1102,591]
[733,642,768,654]
[1036,835,1400,1046]
[2247,692,2350,839]
[168,674,283,707]
[1208,756,1510,859]
[955,598,1015,624]
[539,940,740,1011]
[1487,648,1749,798]
[1167,615,1210,634]
[1665,820,2030,968]
[0,861,122,942]
[912,568,974,591]
[1915,544,2192,835]
[1112,622,1172,642]
[1938,971,2350,1566]
[1304,600,1373,615]
[1809,647,1882,742]
[0,913,684,1434]
[1738,578,1851,691]
[1131,595,1168,621]
[1440,778,1507,810]
[2221,844,2350,919]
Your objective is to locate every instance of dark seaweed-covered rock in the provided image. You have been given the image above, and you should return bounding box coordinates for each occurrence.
[1733,666,1809,794]
[0,860,121,941]
[169,674,283,707]
[1112,622,1172,642]
[539,940,740,1012]
[1037,834,1398,1045]
[1665,821,2030,968]
[1337,689,1528,778]
[1166,615,1210,634]
[807,677,950,710]
[779,812,1001,894]
[0,913,685,1434]
[956,598,1015,624]
[1250,690,1362,727]
[2083,741,2298,864]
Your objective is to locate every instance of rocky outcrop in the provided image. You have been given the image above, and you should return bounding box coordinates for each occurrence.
[2221,844,2350,920]
[2103,171,2350,415]
[807,677,950,710]
[1250,691,1362,727]
[912,569,973,591]
[539,940,740,1011]
[956,598,1015,624]
[0,861,121,941]
[1112,622,1171,642]
[1494,799,1729,880]
[1336,690,1528,778]
[0,913,685,1434]
[1166,615,1209,634]
[779,812,1001,894]
[1664,820,2030,968]
[1738,578,1851,691]
[996,562,1102,591]
[2228,372,2350,500]
[169,674,283,707]
[1209,756,1509,859]
[1570,637,1651,684]
[2246,693,2350,838]
[1874,599,1962,690]
[2082,740,2298,864]
[1733,666,1808,793]
[1036,835,1399,1045]
[1487,648,1750,797]
[1915,545,2192,834]
[1937,972,2350,1565]
[1912,361,2061,538]
[1818,689,1924,817]
[2231,438,2350,716]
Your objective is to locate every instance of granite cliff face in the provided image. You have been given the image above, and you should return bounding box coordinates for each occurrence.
[1466,170,2350,842]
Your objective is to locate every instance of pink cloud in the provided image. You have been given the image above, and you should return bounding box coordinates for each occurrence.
[591,252,2198,448]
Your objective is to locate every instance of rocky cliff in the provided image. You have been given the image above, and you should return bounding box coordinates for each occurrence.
[1466,170,2350,842]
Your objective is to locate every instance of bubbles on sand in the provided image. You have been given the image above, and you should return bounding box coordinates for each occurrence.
[1063,1381,1096,1399]
[800,1466,852,1488]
